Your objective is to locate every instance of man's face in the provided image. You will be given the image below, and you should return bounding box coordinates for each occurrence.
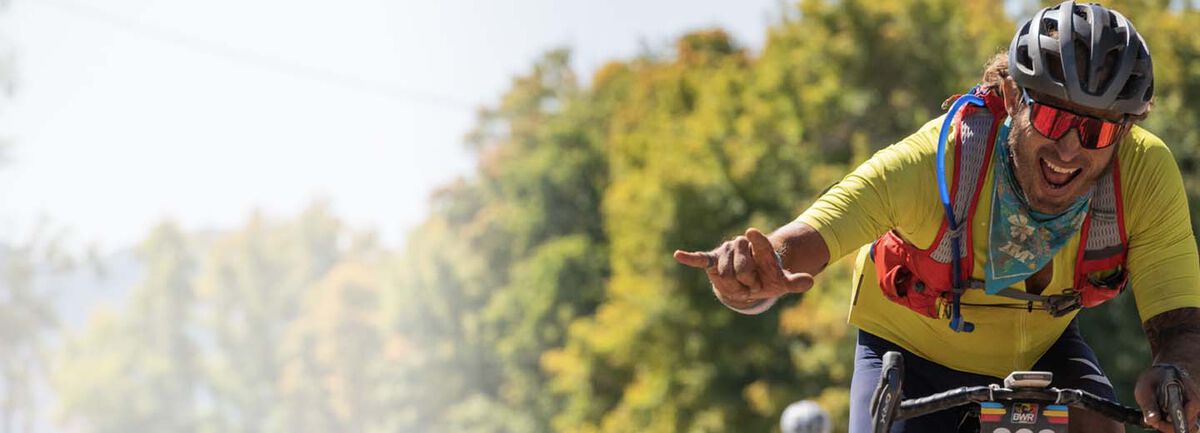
[1007,92,1122,214]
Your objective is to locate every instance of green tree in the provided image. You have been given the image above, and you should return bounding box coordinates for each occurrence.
[0,6,63,433]
[545,29,824,433]
[1,226,69,433]
[276,259,387,433]
[54,205,376,433]
[53,223,195,433]
[194,204,347,433]
[380,49,611,433]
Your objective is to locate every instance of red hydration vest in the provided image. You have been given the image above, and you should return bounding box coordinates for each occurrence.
[869,86,1129,331]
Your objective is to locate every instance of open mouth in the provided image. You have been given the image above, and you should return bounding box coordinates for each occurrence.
[1040,158,1081,190]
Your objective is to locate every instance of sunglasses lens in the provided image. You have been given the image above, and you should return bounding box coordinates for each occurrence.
[1030,103,1070,139]
[1052,111,1078,139]
[1027,98,1126,149]
[1084,120,1126,149]
[1078,119,1100,149]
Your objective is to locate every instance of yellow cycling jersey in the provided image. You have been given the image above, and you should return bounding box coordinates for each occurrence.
[797,116,1200,378]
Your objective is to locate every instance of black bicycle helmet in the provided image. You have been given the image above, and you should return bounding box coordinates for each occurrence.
[1008,1,1153,116]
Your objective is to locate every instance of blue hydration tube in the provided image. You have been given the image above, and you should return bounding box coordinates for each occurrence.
[936,92,986,333]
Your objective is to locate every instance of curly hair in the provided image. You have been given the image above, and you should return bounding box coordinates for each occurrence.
[980,52,1010,95]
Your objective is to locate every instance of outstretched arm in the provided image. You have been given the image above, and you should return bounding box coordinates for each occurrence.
[675,117,947,314]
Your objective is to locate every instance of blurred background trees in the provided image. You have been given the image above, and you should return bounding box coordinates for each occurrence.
[2,2,69,433]
[10,1,1200,433]
[1,224,71,433]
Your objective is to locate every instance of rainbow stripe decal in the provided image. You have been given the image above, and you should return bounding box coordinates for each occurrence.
[980,402,1006,422]
[1045,404,1069,425]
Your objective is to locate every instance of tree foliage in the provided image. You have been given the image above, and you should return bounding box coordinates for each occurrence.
[1,224,71,433]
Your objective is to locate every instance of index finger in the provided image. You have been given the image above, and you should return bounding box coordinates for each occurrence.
[674,250,715,269]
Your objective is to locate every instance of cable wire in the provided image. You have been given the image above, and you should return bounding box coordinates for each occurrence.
[36,0,479,112]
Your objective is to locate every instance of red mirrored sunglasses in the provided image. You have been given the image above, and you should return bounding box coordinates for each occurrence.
[1022,89,1130,150]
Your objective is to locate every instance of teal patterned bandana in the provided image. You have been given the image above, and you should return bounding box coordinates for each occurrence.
[984,118,1092,294]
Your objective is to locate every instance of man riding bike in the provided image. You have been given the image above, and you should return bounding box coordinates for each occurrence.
[674,2,1200,432]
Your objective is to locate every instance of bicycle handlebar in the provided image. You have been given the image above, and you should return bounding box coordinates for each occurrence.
[869,351,1190,433]
[1162,379,1189,433]
[895,385,1147,428]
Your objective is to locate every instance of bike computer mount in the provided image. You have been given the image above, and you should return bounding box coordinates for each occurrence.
[981,371,1066,433]
[1004,371,1053,389]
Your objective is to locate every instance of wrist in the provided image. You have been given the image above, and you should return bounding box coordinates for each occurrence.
[1152,353,1199,373]
[1149,363,1193,381]
[713,285,776,315]
[712,285,755,308]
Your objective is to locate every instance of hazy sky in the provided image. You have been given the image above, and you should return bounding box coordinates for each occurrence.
[0,0,781,251]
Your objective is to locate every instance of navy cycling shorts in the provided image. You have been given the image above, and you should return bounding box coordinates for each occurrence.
[847,320,1115,433]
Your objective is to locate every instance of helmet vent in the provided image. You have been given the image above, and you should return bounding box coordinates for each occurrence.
[1017,45,1033,69]
[1047,52,1066,84]
[1095,48,1121,94]
[1041,17,1059,35]
[1073,6,1088,19]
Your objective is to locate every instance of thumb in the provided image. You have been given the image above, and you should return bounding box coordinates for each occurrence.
[674,250,713,269]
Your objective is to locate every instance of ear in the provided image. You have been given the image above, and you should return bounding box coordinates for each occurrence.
[1001,77,1021,116]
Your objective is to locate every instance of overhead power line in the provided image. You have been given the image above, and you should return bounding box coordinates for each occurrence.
[36,0,480,112]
